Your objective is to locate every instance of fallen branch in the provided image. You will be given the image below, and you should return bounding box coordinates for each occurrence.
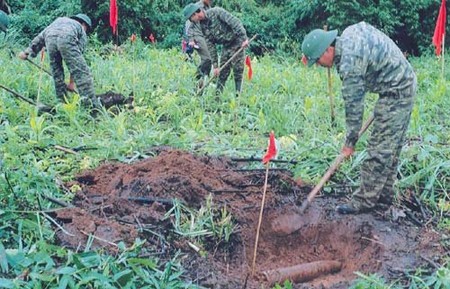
[54,145,79,155]
[0,84,53,113]
[41,212,75,237]
[231,168,289,172]
[126,196,181,206]
[262,260,342,285]
[41,194,72,208]
[231,157,298,165]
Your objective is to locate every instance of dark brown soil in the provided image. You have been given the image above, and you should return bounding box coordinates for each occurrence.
[96,91,133,110]
[55,148,446,288]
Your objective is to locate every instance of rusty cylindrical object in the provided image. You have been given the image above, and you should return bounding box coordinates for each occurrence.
[263,260,342,285]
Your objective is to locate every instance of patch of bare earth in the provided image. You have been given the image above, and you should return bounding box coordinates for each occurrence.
[54,148,445,288]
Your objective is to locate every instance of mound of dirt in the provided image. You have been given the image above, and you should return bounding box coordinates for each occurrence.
[55,148,446,288]
[96,91,133,110]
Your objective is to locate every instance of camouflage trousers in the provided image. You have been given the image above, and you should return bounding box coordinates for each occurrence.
[216,41,244,95]
[46,35,96,106]
[353,80,417,210]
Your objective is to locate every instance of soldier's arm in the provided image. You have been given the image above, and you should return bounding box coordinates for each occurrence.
[340,55,366,148]
[216,8,246,42]
[23,31,46,58]
[206,38,218,68]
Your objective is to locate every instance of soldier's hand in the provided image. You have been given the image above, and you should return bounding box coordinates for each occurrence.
[341,146,354,158]
[66,82,76,92]
[18,51,28,60]
[241,39,249,48]
[213,68,220,76]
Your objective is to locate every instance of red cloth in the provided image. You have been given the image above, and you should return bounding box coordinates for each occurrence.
[245,55,253,80]
[433,0,447,56]
[262,131,278,164]
[110,0,118,35]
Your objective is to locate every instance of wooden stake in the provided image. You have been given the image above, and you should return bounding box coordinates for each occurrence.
[251,162,270,276]
[441,33,445,79]
[324,25,335,126]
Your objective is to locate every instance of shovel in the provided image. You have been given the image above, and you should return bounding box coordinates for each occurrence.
[0,84,54,113]
[271,114,375,235]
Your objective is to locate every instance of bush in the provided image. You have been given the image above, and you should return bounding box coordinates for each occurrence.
[6,0,448,56]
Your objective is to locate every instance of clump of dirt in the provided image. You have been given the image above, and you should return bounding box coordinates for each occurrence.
[55,148,446,288]
[96,91,133,110]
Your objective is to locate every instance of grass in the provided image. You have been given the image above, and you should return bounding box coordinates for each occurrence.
[1,35,450,288]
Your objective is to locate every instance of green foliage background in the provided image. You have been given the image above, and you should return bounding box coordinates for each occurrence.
[4,0,449,56]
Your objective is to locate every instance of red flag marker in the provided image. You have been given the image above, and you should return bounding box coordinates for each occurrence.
[110,0,118,35]
[433,0,447,56]
[262,131,278,164]
[245,55,253,80]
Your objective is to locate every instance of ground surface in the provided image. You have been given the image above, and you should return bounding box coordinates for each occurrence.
[55,148,445,288]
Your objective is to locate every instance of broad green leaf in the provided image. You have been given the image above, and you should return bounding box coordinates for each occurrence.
[56,267,76,275]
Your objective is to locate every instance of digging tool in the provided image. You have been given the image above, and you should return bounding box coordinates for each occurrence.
[26,58,52,76]
[195,34,257,96]
[271,114,375,235]
[0,84,53,113]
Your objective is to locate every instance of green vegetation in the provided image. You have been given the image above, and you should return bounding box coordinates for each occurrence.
[1,29,450,288]
[5,0,448,55]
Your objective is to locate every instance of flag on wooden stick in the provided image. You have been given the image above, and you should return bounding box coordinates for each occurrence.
[433,0,446,56]
[262,131,278,164]
[110,0,118,35]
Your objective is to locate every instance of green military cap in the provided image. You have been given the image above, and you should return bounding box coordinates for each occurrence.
[71,13,92,29]
[301,29,338,67]
[183,3,201,20]
[0,10,9,32]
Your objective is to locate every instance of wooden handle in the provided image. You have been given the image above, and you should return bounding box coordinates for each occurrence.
[298,114,375,213]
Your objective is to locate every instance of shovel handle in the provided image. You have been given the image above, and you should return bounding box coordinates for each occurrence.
[298,114,375,214]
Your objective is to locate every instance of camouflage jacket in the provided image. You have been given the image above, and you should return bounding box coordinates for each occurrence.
[334,21,416,147]
[25,17,87,58]
[185,0,211,41]
[199,7,247,67]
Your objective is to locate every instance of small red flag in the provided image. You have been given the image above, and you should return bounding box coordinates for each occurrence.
[245,55,253,80]
[110,0,118,35]
[149,33,155,44]
[433,0,447,56]
[262,131,278,164]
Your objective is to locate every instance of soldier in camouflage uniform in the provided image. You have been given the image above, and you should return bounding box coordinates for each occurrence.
[18,14,99,108]
[183,3,249,96]
[184,0,212,89]
[301,22,417,214]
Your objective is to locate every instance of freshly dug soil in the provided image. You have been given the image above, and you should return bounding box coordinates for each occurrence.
[55,148,445,288]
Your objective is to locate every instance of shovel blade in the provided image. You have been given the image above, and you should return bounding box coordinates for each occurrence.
[271,206,322,236]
